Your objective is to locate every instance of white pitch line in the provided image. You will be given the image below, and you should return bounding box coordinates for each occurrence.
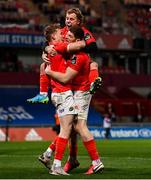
[0,155,151,161]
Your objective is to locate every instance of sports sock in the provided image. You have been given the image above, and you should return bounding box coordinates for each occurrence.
[40,74,50,94]
[89,69,99,84]
[92,159,101,166]
[45,147,53,158]
[83,139,100,161]
[54,137,68,160]
[49,136,58,152]
[53,159,61,167]
[40,92,48,96]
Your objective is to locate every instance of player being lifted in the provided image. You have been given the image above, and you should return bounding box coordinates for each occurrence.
[27,8,102,104]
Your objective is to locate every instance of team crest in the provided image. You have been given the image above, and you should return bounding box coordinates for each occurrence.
[84,33,91,40]
[71,55,77,64]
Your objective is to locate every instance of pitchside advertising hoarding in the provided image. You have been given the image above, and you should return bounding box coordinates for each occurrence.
[0,32,133,49]
[0,87,151,141]
[0,87,56,127]
[89,127,151,139]
[0,126,151,141]
[0,33,44,47]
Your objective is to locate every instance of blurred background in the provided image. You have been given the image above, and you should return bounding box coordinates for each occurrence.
[0,0,151,141]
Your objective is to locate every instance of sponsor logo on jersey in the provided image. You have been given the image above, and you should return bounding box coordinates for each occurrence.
[59,109,64,113]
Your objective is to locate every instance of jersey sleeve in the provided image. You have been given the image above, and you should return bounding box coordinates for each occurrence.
[83,28,96,45]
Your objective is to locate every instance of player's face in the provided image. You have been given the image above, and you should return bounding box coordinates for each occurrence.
[52,29,63,42]
[65,13,80,28]
[66,31,76,43]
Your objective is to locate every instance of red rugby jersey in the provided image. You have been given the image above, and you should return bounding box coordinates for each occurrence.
[48,42,71,93]
[67,52,91,91]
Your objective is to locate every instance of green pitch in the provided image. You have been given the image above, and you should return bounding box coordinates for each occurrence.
[0,139,151,179]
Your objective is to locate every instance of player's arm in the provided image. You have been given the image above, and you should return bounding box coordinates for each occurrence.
[45,65,78,84]
[67,40,86,52]
[68,28,98,53]
[83,42,98,54]
[41,41,50,63]
[44,40,96,55]
[68,41,97,54]
[46,41,86,54]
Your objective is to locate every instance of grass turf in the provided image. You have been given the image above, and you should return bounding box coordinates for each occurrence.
[0,139,151,179]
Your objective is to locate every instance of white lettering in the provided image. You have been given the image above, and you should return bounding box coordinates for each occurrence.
[0,106,34,120]
[34,36,44,44]
[0,113,33,120]
[0,107,8,113]
[15,113,33,119]
[8,106,26,113]
[90,130,104,138]
[12,35,32,44]
[111,130,138,138]
[0,35,10,43]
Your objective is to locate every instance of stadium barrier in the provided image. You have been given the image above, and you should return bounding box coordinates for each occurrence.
[90,127,151,139]
[0,127,57,142]
[1,126,151,141]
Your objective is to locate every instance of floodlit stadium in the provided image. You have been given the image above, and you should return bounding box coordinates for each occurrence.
[0,0,151,179]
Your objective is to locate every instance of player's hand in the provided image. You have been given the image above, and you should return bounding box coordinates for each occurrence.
[42,52,49,63]
[45,45,57,56]
[45,64,51,75]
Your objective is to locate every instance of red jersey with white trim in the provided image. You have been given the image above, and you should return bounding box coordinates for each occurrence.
[61,26,96,45]
[67,52,91,91]
[48,42,71,93]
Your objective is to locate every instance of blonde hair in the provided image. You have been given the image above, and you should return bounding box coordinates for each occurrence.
[44,23,60,41]
[66,8,84,25]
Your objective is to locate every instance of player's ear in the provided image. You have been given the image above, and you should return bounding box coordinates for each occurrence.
[51,34,55,41]
[77,20,80,25]
[76,38,80,42]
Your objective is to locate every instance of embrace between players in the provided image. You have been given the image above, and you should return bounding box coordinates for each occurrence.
[27,8,103,175]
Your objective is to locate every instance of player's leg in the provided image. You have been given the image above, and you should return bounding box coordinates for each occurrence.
[49,90,75,175]
[74,120,104,174]
[27,63,50,104]
[63,127,80,173]
[73,90,104,174]
[50,114,73,175]
[38,136,58,169]
[89,61,102,94]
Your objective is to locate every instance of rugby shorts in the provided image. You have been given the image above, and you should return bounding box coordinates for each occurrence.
[73,90,92,120]
[51,90,76,117]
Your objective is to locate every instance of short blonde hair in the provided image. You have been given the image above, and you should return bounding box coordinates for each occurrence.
[66,8,84,25]
[44,24,60,41]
